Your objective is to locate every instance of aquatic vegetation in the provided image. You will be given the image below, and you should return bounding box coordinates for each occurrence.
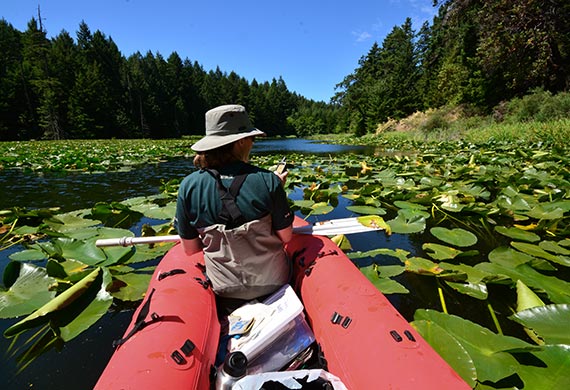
[1,137,569,388]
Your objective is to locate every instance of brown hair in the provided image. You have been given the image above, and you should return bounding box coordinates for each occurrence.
[193,142,239,169]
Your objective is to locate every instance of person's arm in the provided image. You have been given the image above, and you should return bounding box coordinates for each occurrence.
[180,237,202,255]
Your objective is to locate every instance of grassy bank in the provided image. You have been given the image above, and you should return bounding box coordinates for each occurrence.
[314,90,570,151]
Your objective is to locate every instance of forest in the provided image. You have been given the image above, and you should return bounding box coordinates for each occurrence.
[0,0,569,141]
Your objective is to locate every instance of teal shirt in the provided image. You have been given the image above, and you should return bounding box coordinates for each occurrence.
[175,161,293,239]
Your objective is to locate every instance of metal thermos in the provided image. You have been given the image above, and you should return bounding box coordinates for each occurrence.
[215,351,248,389]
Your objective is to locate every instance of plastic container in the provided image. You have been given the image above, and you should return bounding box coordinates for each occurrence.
[247,314,315,373]
[228,284,306,361]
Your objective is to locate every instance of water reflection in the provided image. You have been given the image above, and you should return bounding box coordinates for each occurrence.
[253,138,370,154]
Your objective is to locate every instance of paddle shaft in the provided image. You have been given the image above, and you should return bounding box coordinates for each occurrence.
[95,217,383,247]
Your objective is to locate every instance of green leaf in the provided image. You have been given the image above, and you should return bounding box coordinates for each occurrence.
[4,268,102,337]
[360,264,408,294]
[430,227,478,247]
[411,319,477,387]
[516,279,545,312]
[444,281,488,300]
[495,226,540,242]
[8,248,47,262]
[539,240,570,255]
[510,304,570,345]
[479,252,570,304]
[0,263,57,318]
[423,243,463,260]
[331,234,352,251]
[110,272,152,301]
[58,268,113,341]
[310,202,334,215]
[514,345,570,389]
[54,237,107,266]
[387,210,427,234]
[413,309,535,383]
[511,241,570,267]
[345,205,386,215]
[393,200,428,210]
[488,246,535,267]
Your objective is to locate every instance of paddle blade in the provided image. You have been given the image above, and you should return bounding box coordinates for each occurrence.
[292,216,386,236]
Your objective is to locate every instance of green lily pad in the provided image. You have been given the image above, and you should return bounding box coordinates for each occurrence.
[110,272,153,301]
[411,319,477,387]
[444,281,488,300]
[510,304,570,345]
[488,246,534,267]
[514,345,570,389]
[345,205,386,215]
[8,249,48,262]
[387,210,427,234]
[516,279,545,312]
[55,237,107,266]
[4,267,104,337]
[293,199,315,209]
[0,263,57,318]
[479,251,570,304]
[430,227,478,247]
[539,240,570,255]
[495,226,540,242]
[413,309,535,383]
[331,234,352,251]
[360,264,408,294]
[57,268,113,341]
[511,241,570,267]
[348,247,410,263]
[423,243,463,260]
[310,202,334,215]
[515,279,546,344]
[393,200,428,210]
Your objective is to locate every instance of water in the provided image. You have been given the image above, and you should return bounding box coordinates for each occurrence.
[0,139,408,390]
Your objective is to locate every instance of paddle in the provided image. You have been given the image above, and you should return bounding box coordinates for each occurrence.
[95,216,385,247]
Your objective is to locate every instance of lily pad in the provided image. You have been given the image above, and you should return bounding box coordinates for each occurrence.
[444,281,488,300]
[430,227,478,247]
[478,252,570,304]
[360,264,409,294]
[345,205,386,215]
[411,319,477,387]
[511,241,570,267]
[510,304,570,344]
[109,272,152,302]
[387,210,427,234]
[539,240,570,255]
[413,309,535,383]
[423,243,463,260]
[0,263,57,318]
[495,226,540,243]
[4,267,104,337]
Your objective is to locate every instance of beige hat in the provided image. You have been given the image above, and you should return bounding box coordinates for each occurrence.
[191,104,266,152]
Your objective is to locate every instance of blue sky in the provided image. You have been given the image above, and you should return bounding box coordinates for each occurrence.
[3,0,438,102]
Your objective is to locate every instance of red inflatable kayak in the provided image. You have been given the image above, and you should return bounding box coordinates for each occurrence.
[95,220,470,389]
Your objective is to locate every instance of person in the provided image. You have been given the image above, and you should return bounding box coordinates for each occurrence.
[175,104,293,313]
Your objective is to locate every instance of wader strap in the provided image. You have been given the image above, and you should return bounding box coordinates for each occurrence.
[204,168,248,228]
[113,288,160,348]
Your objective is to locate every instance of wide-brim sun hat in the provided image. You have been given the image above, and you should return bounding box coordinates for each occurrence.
[191,104,266,152]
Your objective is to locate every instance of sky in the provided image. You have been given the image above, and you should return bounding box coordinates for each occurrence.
[2,0,438,102]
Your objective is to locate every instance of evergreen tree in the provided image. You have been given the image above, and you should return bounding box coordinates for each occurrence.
[0,19,24,140]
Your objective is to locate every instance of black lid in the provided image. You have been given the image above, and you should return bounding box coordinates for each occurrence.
[223,351,248,377]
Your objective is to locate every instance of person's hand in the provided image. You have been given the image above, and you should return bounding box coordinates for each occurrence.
[274,170,288,186]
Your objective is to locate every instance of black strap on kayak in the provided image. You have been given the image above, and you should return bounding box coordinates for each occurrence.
[112,288,161,348]
[204,168,248,228]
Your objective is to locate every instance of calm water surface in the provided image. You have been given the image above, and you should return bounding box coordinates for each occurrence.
[0,139,411,390]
